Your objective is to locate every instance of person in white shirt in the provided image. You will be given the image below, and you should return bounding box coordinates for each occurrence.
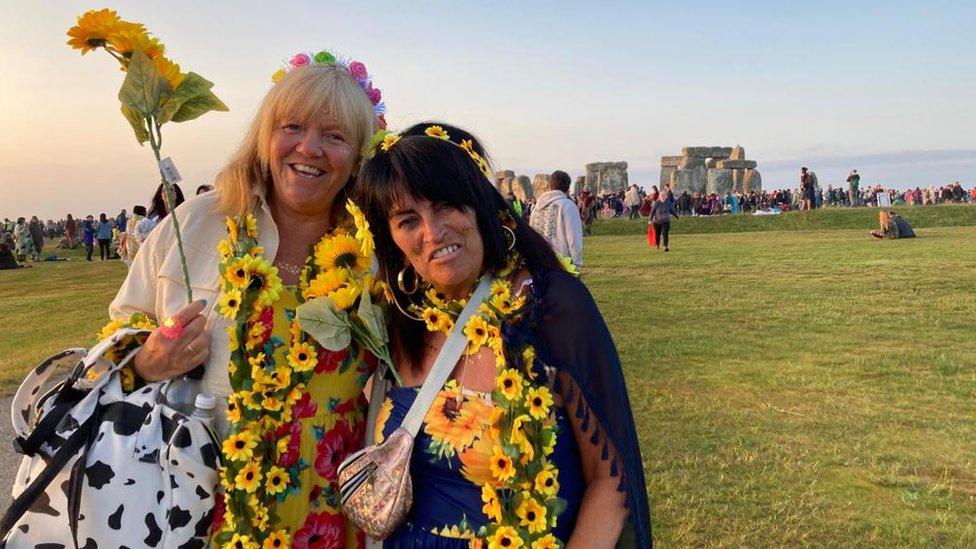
[529,170,584,269]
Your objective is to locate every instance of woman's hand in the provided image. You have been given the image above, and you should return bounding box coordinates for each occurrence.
[133,300,210,382]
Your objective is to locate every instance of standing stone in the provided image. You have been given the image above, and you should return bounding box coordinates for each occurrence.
[498,176,515,196]
[709,147,732,159]
[743,169,762,192]
[660,156,683,168]
[707,169,734,195]
[729,145,746,160]
[715,159,757,170]
[705,158,718,169]
[572,176,585,197]
[513,175,533,201]
[584,161,629,194]
[731,169,745,192]
[532,174,551,199]
[660,167,675,188]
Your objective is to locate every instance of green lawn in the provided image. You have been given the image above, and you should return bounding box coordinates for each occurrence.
[1,225,974,545]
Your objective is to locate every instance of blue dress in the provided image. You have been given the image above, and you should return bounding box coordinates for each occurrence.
[375,381,585,547]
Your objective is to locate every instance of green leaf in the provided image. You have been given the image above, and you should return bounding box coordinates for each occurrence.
[296,298,351,351]
[356,289,388,344]
[119,103,149,145]
[170,88,228,123]
[118,49,169,117]
[157,72,228,124]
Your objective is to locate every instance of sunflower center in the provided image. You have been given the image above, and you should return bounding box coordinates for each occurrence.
[504,379,513,388]
[235,441,245,449]
[527,511,536,520]
[298,353,308,361]
[235,268,245,278]
[246,472,254,480]
[501,539,512,547]
[545,478,553,486]
[533,397,542,406]
[333,252,358,268]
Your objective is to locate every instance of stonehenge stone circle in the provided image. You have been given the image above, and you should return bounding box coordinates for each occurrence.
[663,145,761,195]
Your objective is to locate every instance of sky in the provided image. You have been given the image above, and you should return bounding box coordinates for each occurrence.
[2,0,974,219]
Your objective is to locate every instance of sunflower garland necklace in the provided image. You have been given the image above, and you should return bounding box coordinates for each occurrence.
[212,201,386,548]
[410,248,567,549]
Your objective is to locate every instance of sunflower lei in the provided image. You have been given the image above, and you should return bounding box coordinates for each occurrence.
[410,245,566,548]
[213,202,383,548]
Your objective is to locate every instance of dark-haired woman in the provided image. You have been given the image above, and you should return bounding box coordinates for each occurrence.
[354,122,651,548]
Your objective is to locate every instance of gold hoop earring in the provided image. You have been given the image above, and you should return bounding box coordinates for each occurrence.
[502,225,516,252]
[386,271,422,322]
[397,264,420,295]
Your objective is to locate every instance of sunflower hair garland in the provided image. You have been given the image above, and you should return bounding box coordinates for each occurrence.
[271,49,387,129]
[375,125,494,180]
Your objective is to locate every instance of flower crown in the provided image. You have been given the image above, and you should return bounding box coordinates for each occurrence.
[376,126,493,180]
[272,49,387,129]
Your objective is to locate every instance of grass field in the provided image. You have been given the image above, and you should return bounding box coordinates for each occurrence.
[1,222,974,546]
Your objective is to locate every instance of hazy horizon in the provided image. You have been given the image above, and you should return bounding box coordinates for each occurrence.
[3,1,973,219]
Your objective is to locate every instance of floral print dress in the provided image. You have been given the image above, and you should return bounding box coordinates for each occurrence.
[375,380,585,547]
[246,288,372,547]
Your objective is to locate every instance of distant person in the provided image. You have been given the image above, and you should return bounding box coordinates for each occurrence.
[28,215,44,260]
[577,185,597,235]
[96,213,114,260]
[0,241,20,269]
[847,169,861,206]
[870,209,916,239]
[649,188,680,252]
[116,208,127,232]
[195,184,213,195]
[119,205,147,268]
[140,182,186,238]
[800,167,814,211]
[13,217,34,263]
[81,215,96,261]
[625,184,641,219]
[64,213,78,247]
[530,169,584,268]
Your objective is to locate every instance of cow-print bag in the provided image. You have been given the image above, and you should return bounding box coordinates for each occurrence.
[1,328,221,548]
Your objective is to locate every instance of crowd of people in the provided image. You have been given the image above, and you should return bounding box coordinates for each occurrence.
[0,184,214,269]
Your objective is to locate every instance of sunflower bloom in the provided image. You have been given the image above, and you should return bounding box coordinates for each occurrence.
[302,268,348,300]
[424,125,450,140]
[264,465,289,495]
[106,27,164,59]
[481,483,502,522]
[380,133,401,152]
[487,526,523,549]
[97,318,126,341]
[463,315,491,351]
[489,445,515,484]
[152,55,185,90]
[516,493,548,533]
[288,342,318,372]
[222,431,258,462]
[530,534,559,549]
[228,533,259,549]
[509,414,535,464]
[226,397,242,423]
[66,9,127,54]
[534,465,560,498]
[262,530,290,549]
[244,215,258,238]
[315,234,370,273]
[224,257,250,288]
[496,368,524,401]
[329,284,362,311]
[246,321,267,350]
[421,307,454,333]
[234,461,263,493]
[525,386,553,420]
[218,289,243,319]
[218,238,233,259]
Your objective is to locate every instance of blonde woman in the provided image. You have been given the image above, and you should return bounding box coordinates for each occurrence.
[106,53,384,545]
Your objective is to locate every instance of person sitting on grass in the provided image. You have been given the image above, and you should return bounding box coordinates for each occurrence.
[0,241,22,269]
[870,209,916,239]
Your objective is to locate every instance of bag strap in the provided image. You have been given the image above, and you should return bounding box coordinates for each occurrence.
[363,363,390,447]
[400,277,491,437]
[0,413,97,541]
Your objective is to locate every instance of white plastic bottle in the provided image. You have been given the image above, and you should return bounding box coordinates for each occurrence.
[165,376,200,415]
[190,393,216,431]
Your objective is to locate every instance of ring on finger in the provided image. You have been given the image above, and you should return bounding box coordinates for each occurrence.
[186,343,197,355]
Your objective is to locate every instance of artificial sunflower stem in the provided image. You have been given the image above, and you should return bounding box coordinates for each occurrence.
[147,116,193,304]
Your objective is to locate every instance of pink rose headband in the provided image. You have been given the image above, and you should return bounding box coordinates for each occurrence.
[272,49,387,129]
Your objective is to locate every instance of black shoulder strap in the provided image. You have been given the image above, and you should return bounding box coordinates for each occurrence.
[0,414,96,541]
